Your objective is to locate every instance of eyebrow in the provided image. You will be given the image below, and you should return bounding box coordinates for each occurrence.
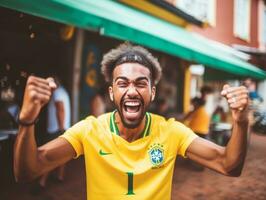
[114,76,149,83]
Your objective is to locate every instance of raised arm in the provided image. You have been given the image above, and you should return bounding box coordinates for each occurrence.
[14,76,75,182]
[186,84,249,176]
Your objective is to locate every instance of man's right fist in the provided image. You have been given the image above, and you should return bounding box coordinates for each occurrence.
[19,76,57,124]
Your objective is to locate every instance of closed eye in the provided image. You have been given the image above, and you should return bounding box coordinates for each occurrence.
[135,81,148,88]
[117,81,128,88]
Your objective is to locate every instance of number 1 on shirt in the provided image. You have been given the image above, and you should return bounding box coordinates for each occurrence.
[126,172,135,195]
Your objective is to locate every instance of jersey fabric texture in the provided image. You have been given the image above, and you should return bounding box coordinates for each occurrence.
[47,85,71,133]
[61,112,198,200]
[184,106,210,135]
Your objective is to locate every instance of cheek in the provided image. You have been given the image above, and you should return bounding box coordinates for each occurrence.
[113,88,124,102]
[140,89,153,103]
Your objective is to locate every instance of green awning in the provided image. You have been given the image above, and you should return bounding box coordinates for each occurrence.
[1,0,265,79]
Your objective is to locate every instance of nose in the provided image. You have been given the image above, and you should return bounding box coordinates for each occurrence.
[126,84,138,97]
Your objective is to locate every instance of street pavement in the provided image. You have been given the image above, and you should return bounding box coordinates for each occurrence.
[1,132,266,200]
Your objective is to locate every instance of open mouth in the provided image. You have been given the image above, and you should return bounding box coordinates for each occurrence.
[117,97,146,128]
[121,99,143,121]
[124,101,141,113]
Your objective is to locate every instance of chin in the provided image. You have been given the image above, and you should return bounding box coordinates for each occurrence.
[119,109,146,129]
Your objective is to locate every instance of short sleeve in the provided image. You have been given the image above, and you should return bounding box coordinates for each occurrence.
[60,119,89,158]
[168,120,198,157]
[53,87,65,102]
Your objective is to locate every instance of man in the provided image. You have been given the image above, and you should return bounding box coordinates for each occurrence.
[15,43,249,200]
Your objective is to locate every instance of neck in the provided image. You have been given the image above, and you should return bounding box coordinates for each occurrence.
[115,112,146,142]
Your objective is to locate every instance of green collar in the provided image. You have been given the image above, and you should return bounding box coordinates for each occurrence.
[110,110,151,138]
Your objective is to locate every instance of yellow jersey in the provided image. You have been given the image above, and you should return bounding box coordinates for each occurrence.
[61,112,197,200]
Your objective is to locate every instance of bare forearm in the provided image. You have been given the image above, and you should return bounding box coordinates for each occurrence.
[223,119,249,175]
[14,125,40,181]
[14,125,74,182]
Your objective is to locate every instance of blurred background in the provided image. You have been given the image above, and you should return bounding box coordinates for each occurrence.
[0,0,266,199]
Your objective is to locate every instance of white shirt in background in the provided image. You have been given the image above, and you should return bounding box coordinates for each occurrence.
[47,85,71,134]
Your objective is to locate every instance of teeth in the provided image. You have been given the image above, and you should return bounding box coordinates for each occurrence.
[125,102,140,106]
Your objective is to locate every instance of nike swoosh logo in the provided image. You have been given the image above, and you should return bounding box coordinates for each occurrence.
[99,149,112,156]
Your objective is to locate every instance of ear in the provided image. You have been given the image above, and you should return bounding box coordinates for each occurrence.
[109,86,114,101]
[151,86,156,102]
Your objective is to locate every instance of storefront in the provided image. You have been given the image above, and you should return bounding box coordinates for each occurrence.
[0,7,76,189]
[1,0,265,118]
[0,6,187,128]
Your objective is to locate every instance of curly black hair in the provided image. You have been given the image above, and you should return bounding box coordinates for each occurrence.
[101,42,162,85]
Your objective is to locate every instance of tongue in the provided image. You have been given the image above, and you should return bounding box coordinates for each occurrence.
[126,106,139,113]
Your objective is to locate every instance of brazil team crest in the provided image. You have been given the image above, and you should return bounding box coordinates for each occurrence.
[148,143,164,167]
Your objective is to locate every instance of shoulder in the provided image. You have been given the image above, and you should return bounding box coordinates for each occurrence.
[81,113,110,124]
[150,113,166,123]
[96,112,111,122]
[85,112,111,130]
[150,113,189,132]
[67,113,110,131]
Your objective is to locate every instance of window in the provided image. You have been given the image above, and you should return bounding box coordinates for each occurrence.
[234,0,251,41]
[262,8,266,45]
[175,0,216,26]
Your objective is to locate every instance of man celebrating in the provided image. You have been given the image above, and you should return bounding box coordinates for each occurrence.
[15,43,249,200]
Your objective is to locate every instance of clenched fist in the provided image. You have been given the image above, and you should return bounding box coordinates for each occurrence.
[221,84,249,122]
[19,76,57,124]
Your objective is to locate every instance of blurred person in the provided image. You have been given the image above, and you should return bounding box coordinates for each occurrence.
[200,85,213,101]
[0,100,17,129]
[243,78,263,117]
[211,106,226,124]
[243,78,263,102]
[35,76,71,192]
[6,101,20,123]
[243,78,265,136]
[183,97,210,139]
[200,85,215,116]
[15,43,249,200]
[0,88,20,129]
